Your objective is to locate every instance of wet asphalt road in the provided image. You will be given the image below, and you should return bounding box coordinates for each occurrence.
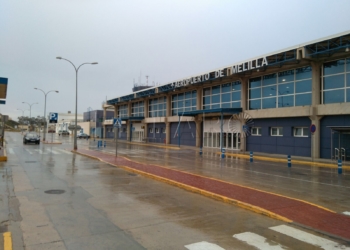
[1,132,350,249]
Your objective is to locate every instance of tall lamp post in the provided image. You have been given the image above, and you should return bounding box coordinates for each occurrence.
[56,57,98,150]
[34,88,59,142]
[22,102,38,131]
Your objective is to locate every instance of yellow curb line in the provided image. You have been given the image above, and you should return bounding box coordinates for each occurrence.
[3,232,12,250]
[217,152,350,169]
[117,140,181,150]
[0,141,8,162]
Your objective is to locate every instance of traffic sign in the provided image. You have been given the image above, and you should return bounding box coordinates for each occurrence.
[49,112,58,123]
[310,124,316,134]
[113,118,122,128]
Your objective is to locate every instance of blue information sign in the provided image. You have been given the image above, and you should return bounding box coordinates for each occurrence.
[49,112,58,123]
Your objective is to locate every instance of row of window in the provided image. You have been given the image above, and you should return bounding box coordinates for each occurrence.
[149,127,166,133]
[116,58,350,116]
[251,127,309,137]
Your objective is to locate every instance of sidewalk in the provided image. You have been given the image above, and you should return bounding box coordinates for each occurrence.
[74,148,350,241]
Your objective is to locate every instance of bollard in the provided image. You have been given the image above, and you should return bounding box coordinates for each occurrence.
[287,155,291,167]
[338,159,342,174]
[250,151,253,162]
[199,147,202,156]
[221,148,226,159]
[104,141,106,148]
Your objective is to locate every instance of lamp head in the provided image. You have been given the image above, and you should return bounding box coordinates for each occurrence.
[91,62,98,65]
[34,88,38,90]
[55,91,59,93]
[56,57,62,59]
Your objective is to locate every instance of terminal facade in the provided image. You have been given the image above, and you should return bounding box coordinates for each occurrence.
[103,31,350,160]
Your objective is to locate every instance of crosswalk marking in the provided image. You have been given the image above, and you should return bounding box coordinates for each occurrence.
[36,149,46,154]
[233,232,286,250]
[7,148,14,154]
[343,211,350,216]
[185,241,225,250]
[46,148,59,154]
[269,225,349,250]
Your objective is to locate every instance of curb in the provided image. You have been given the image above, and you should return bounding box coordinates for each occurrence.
[3,232,12,250]
[218,152,350,169]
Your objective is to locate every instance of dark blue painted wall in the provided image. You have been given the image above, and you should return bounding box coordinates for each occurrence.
[147,123,166,143]
[170,122,196,146]
[105,125,114,138]
[119,124,127,140]
[320,115,350,159]
[246,117,311,157]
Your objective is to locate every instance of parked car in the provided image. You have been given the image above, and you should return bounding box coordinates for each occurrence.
[58,130,70,136]
[23,132,40,145]
[77,133,90,139]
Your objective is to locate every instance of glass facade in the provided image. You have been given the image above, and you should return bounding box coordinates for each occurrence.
[203,81,241,110]
[131,101,144,117]
[322,58,350,104]
[118,104,128,118]
[248,66,312,110]
[172,90,197,116]
[149,96,167,117]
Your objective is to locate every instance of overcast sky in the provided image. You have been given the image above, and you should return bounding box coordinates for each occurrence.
[1,0,350,121]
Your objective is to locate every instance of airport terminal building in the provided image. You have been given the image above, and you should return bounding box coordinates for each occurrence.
[103,31,350,160]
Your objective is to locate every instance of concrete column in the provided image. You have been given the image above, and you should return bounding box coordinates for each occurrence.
[239,77,248,111]
[144,99,149,118]
[128,102,132,117]
[239,77,248,152]
[195,116,202,147]
[126,120,130,141]
[102,107,107,138]
[196,88,202,110]
[114,105,118,118]
[166,122,170,144]
[311,62,321,106]
[166,94,171,117]
[309,115,323,159]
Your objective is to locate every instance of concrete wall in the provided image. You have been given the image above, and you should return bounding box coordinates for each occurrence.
[246,117,311,157]
[170,121,196,146]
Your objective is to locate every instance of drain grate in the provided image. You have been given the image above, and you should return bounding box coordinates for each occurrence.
[25,161,37,163]
[44,190,65,194]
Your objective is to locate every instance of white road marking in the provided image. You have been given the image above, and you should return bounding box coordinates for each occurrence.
[7,148,14,154]
[185,241,225,250]
[24,149,33,155]
[233,232,286,250]
[270,225,350,250]
[46,148,59,154]
[54,148,72,154]
[35,149,47,154]
[343,211,350,216]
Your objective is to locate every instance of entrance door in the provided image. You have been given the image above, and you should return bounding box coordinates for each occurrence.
[331,130,350,161]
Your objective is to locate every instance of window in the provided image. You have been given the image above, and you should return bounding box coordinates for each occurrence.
[322,58,350,104]
[149,128,153,133]
[155,128,159,133]
[118,104,128,117]
[294,127,309,137]
[149,97,167,117]
[251,127,262,136]
[172,90,197,115]
[248,66,312,110]
[202,81,241,109]
[131,101,144,117]
[271,127,283,136]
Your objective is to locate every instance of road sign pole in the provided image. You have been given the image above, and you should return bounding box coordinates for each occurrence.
[116,127,119,158]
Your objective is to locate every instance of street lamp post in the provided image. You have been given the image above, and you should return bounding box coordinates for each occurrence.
[17,108,29,132]
[56,57,98,150]
[34,88,59,142]
[22,102,38,131]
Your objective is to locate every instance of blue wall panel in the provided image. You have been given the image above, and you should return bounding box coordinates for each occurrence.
[247,117,311,157]
[147,123,166,143]
[170,122,196,146]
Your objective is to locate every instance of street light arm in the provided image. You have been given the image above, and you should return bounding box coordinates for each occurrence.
[58,57,77,72]
[77,62,94,72]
